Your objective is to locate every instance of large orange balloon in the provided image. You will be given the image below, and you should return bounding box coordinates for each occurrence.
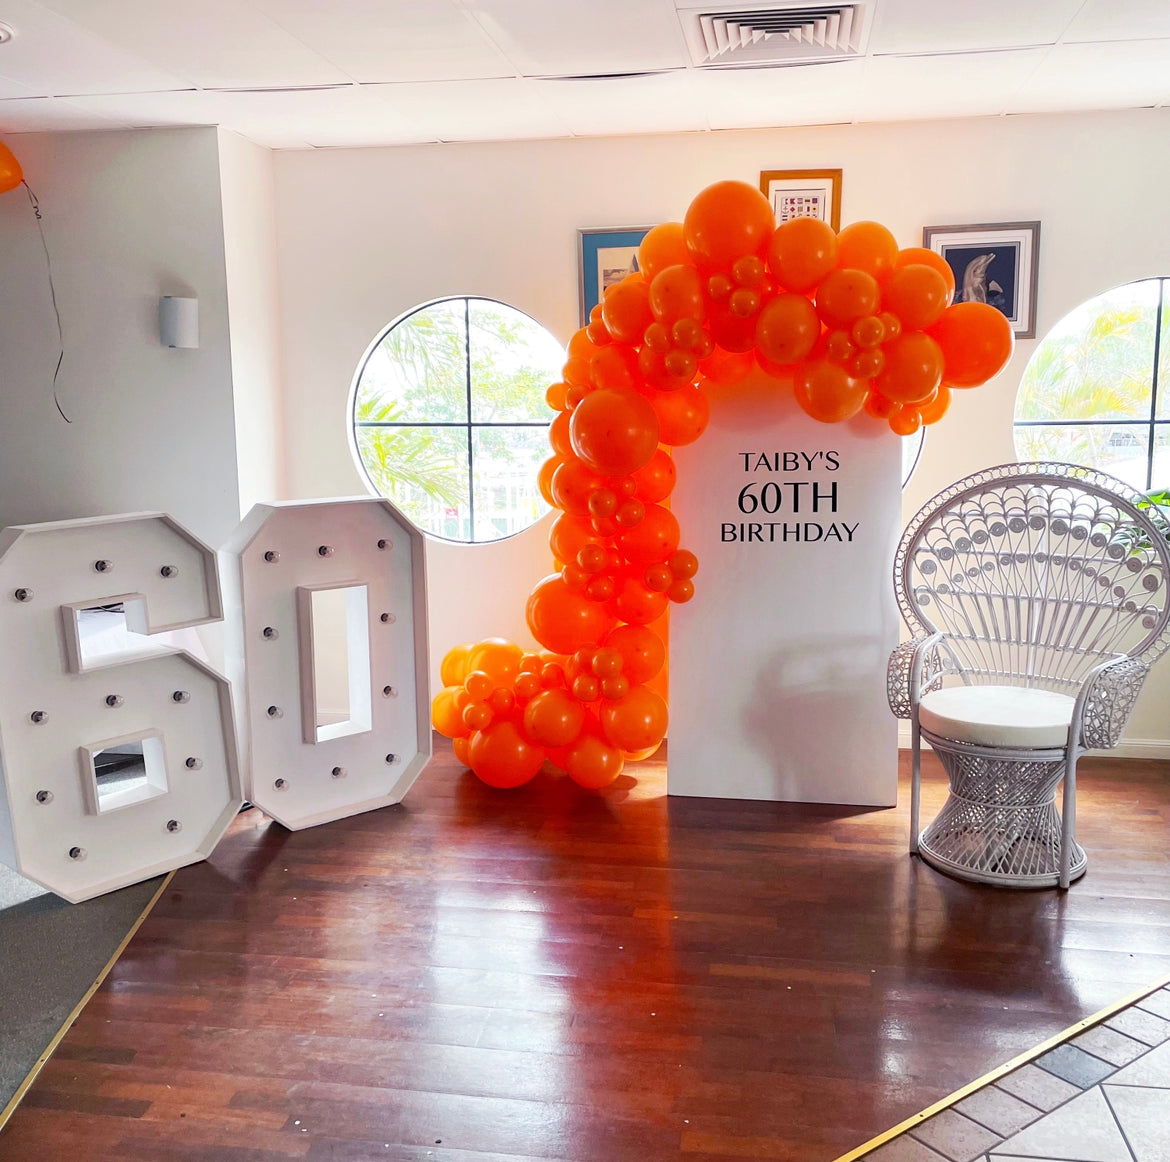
[602,277,653,345]
[440,643,475,688]
[538,455,562,506]
[608,574,669,625]
[467,639,523,685]
[794,360,868,423]
[469,720,545,789]
[570,388,660,476]
[632,448,677,503]
[0,142,22,195]
[882,264,949,332]
[432,687,470,739]
[600,686,668,752]
[894,247,956,302]
[551,457,604,516]
[648,264,706,324]
[836,221,899,281]
[604,624,666,684]
[649,383,709,446]
[876,332,945,404]
[816,269,881,329]
[549,411,572,457]
[767,217,838,293]
[549,512,600,567]
[526,574,616,655]
[617,504,680,566]
[755,294,821,366]
[638,222,691,283]
[523,688,586,748]
[929,302,1014,387]
[565,732,625,790]
[684,181,775,272]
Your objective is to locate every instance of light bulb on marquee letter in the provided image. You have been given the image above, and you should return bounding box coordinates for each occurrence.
[222,498,430,829]
[0,513,243,903]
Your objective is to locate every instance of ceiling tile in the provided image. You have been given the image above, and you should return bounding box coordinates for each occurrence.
[0,0,189,96]
[247,0,517,83]
[869,0,1084,54]
[541,71,708,136]
[857,48,1046,122]
[38,0,353,89]
[461,0,688,77]
[1063,0,1170,43]
[700,59,865,130]
[0,95,129,132]
[1011,38,1170,112]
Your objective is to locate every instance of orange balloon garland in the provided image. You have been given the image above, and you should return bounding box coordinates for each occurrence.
[435,179,1013,790]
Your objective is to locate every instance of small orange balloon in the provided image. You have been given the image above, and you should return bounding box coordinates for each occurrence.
[684,180,775,272]
[767,217,838,293]
[816,269,881,329]
[452,735,472,767]
[638,222,691,283]
[549,512,600,569]
[538,455,562,507]
[632,448,677,503]
[608,574,670,626]
[0,141,23,196]
[601,278,653,347]
[929,302,1014,387]
[755,294,821,366]
[794,360,868,424]
[836,221,899,281]
[889,405,923,436]
[551,457,605,516]
[882,264,949,332]
[604,624,666,685]
[616,504,680,566]
[469,720,544,789]
[549,410,572,457]
[876,332,945,404]
[894,247,956,302]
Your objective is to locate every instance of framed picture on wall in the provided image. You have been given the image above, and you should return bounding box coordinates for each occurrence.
[758,169,842,231]
[923,221,1041,339]
[578,227,651,326]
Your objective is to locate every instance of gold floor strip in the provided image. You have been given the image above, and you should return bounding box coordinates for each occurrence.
[832,968,1170,1162]
[0,871,174,1135]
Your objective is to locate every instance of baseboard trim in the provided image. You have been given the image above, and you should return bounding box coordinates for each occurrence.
[896,724,1170,761]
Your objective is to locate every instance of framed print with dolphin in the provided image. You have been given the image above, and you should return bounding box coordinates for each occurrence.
[923,221,1040,339]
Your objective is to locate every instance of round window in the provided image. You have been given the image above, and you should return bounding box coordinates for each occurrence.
[351,297,565,543]
[1014,278,1168,492]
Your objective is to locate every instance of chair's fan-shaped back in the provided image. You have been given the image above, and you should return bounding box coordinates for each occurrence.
[896,463,1170,692]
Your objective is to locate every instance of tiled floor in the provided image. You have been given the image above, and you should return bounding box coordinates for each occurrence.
[862,983,1170,1162]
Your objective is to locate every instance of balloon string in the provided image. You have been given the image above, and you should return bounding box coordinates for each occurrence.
[23,180,70,423]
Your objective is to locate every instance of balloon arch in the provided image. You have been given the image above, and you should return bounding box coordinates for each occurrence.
[431,180,1012,790]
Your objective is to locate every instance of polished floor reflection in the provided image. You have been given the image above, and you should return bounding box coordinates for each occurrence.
[1,744,1169,1161]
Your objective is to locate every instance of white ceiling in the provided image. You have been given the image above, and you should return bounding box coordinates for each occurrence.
[0,0,1168,148]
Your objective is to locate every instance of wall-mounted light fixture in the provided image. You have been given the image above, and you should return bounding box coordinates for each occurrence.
[159,296,198,349]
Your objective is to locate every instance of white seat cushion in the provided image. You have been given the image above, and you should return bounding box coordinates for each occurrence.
[918,685,1075,748]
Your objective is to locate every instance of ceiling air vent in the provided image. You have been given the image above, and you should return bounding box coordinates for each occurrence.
[680,3,869,68]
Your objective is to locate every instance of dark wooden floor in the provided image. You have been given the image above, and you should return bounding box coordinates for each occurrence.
[3,743,1169,1162]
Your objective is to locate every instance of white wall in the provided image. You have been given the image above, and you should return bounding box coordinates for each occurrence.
[267,108,1168,746]
[217,129,287,516]
[0,127,241,547]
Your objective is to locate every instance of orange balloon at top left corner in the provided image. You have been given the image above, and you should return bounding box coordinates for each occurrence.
[0,141,23,195]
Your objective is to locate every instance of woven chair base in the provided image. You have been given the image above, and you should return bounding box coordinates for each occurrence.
[918,740,1087,888]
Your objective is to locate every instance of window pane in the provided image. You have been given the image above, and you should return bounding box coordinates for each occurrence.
[1154,424,1170,490]
[355,425,471,541]
[1014,423,1151,491]
[1015,279,1158,424]
[1159,281,1170,420]
[471,426,551,542]
[468,299,565,423]
[354,299,469,425]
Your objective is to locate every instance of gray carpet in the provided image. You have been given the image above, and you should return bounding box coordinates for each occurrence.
[0,863,163,1112]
